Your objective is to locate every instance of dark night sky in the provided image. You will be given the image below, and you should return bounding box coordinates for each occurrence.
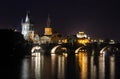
[0,0,120,41]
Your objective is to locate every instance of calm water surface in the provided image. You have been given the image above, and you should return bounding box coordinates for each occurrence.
[2,52,120,79]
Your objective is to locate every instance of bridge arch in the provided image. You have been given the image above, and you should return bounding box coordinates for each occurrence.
[51,45,61,54]
[100,46,117,56]
[75,47,83,54]
[51,45,67,54]
[31,46,42,53]
[75,46,86,54]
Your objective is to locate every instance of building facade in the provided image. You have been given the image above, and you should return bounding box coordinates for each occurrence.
[76,32,90,44]
[40,15,53,44]
[21,13,34,41]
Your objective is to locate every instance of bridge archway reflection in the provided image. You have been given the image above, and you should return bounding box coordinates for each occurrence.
[20,47,116,79]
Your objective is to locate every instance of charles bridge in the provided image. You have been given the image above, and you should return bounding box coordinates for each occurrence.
[1,29,120,58]
[32,42,120,56]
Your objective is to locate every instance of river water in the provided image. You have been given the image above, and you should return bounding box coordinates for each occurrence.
[2,51,120,79]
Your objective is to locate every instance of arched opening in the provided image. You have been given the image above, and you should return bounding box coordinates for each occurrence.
[31,46,43,56]
[100,46,117,56]
[31,46,42,53]
[51,45,67,54]
[75,46,85,54]
[75,47,82,54]
[51,45,61,54]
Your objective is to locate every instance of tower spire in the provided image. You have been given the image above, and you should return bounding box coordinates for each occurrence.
[25,11,30,23]
[44,14,53,35]
[46,14,51,27]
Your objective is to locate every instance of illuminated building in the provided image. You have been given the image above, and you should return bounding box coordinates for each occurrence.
[44,14,53,36]
[40,15,53,44]
[76,32,90,44]
[40,15,61,44]
[109,40,115,44]
[34,34,40,44]
[62,38,68,43]
[21,12,34,41]
[40,36,51,44]
[77,32,87,38]
[51,33,60,43]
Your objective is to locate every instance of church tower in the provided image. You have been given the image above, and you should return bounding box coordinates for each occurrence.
[21,12,34,40]
[44,14,53,36]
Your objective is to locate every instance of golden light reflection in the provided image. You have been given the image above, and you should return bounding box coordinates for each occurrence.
[78,52,88,79]
[51,54,57,79]
[31,53,41,79]
[62,53,68,58]
[110,56,115,79]
[58,55,65,79]
[99,56,105,79]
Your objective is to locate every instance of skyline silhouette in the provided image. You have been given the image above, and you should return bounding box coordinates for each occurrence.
[0,0,120,41]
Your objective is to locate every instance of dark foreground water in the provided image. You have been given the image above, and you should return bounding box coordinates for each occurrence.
[1,52,120,79]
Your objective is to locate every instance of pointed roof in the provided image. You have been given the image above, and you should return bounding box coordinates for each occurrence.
[25,11,30,23]
[46,14,51,27]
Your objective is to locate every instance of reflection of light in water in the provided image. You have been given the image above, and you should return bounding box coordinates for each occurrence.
[32,53,52,79]
[58,55,65,79]
[21,58,30,79]
[20,50,115,79]
[110,56,115,79]
[63,53,68,58]
[51,54,66,79]
[51,54,56,78]
[99,56,105,79]
[31,52,41,57]
[35,54,41,79]
[78,52,88,79]
[99,47,115,79]
[99,56,115,79]
[31,53,41,79]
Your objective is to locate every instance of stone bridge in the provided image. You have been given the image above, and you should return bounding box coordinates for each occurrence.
[32,42,120,56]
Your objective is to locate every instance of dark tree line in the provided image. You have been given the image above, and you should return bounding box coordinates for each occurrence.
[0,29,31,58]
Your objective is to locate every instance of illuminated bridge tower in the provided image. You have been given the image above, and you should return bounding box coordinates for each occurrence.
[21,12,34,41]
[44,14,53,36]
[40,15,53,44]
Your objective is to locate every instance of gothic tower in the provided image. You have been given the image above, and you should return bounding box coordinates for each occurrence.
[21,12,34,40]
[44,14,53,36]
